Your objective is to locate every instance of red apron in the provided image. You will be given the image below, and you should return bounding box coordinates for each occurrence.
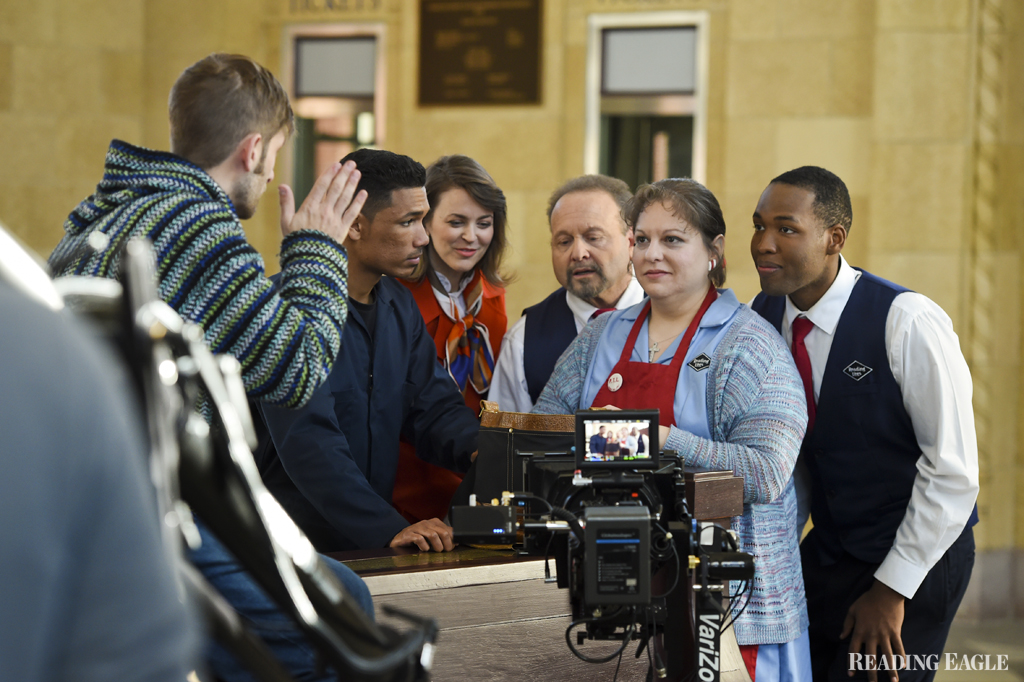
[591,287,717,428]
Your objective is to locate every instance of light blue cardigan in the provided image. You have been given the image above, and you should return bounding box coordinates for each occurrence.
[533,300,809,645]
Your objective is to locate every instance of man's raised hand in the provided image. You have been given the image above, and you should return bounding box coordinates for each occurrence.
[279,160,366,243]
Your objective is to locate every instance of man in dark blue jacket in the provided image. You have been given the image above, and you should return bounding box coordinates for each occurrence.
[588,425,608,459]
[256,149,478,553]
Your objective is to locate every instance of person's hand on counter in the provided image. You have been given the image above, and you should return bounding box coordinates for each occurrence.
[389,519,456,552]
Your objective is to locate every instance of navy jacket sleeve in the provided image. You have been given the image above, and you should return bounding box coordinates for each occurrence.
[257,278,477,551]
[260,381,409,549]
[400,301,479,473]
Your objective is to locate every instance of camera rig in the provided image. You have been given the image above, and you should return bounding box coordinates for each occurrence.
[1,226,437,682]
[451,409,755,682]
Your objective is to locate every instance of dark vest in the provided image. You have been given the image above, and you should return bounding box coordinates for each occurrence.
[753,271,923,564]
[523,288,578,404]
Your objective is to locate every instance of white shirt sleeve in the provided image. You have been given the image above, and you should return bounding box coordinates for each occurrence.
[874,292,980,598]
[487,315,535,413]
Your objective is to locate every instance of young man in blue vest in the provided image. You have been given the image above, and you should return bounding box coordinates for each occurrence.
[489,175,646,411]
[749,166,978,682]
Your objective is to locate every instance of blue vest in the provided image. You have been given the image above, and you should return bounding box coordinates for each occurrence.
[752,271,923,564]
[523,288,578,404]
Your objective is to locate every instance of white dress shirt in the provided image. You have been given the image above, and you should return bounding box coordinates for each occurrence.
[782,256,979,599]
[488,278,647,413]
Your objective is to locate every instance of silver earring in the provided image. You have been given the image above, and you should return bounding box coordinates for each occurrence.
[708,259,715,272]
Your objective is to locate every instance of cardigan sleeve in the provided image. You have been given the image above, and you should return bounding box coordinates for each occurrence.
[535,308,805,505]
[664,310,807,505]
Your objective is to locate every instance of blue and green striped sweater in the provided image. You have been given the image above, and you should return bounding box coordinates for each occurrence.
[49,140,349,409]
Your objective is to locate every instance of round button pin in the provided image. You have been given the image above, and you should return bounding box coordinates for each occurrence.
[607,373,623,392]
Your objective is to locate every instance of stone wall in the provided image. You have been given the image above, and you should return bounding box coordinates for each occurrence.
[0,0,145,252]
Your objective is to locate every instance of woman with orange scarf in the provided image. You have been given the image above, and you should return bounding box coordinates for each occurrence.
[394,155,510,522]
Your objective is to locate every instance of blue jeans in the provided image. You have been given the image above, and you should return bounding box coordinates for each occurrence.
[192,521,374,681]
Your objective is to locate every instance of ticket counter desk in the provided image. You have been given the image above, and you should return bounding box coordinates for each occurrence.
[328,470,752,682]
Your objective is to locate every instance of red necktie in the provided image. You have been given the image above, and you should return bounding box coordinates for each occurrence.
[590,307,615,321]
[791,316,816,432]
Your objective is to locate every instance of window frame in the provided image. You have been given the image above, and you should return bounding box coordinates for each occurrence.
[584,11,709,184]
[281,23,388,195]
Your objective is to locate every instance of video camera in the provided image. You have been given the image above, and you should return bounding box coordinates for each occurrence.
[451,409,755,681]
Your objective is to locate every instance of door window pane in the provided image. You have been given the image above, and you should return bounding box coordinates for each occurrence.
[602,27,696,95]
[295,37,376,97]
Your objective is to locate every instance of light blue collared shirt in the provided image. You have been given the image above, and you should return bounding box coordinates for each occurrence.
[580,289,742,439]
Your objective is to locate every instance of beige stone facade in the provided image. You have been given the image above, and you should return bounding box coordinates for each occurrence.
[2,0,1022,615]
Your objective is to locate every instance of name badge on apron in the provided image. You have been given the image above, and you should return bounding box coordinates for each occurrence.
[607,373,623,392]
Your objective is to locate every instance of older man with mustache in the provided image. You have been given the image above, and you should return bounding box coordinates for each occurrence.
[489,175,646,412]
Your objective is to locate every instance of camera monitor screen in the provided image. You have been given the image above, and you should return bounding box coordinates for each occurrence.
[575,409,659,470]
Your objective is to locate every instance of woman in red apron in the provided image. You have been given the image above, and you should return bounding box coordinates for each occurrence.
[395,155,509,523]
[534,178,812,682]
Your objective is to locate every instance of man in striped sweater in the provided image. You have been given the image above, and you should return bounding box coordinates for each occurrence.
[49,54,372,682]
[50,53,364,409]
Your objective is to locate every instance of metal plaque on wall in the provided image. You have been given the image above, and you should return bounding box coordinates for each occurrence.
[419,0,542,106]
